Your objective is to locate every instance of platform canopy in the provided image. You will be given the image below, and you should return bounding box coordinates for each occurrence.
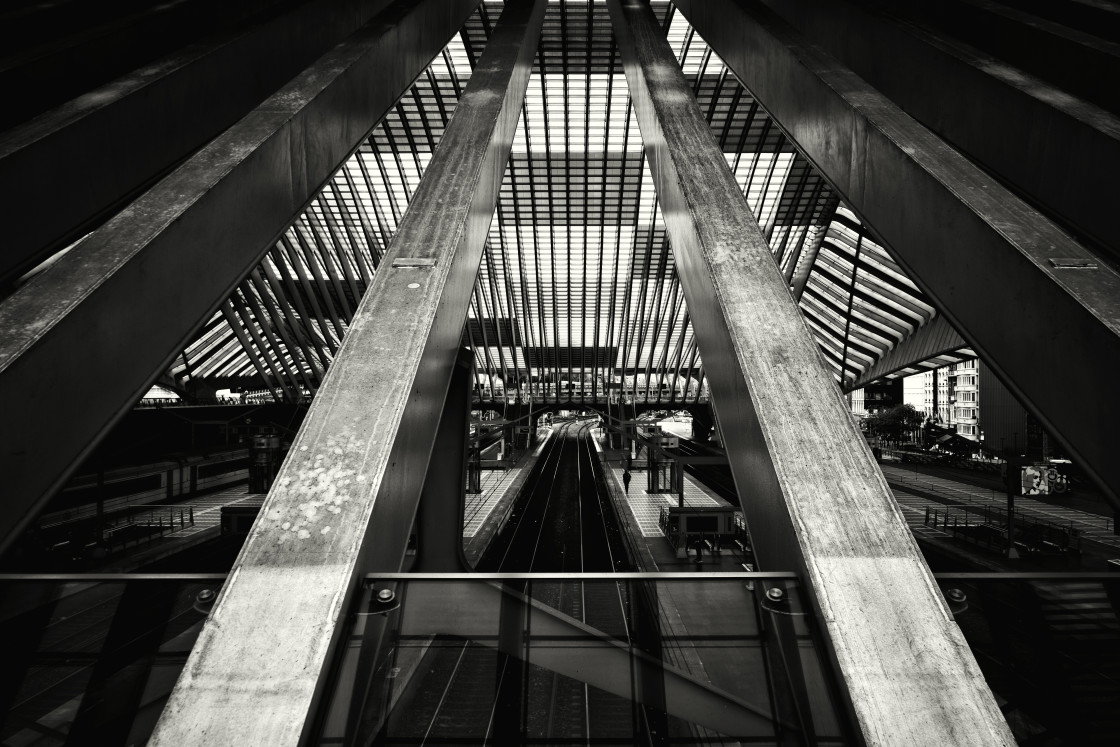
[161,1,970,402]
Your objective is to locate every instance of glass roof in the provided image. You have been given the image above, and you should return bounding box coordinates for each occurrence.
[166,0,968,403]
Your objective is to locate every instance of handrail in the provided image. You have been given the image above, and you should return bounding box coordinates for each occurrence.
[1,570,1116,582]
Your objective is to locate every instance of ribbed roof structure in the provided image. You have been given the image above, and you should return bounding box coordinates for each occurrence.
[167,1,972,401]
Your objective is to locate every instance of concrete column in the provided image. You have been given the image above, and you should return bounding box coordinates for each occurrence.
[413,348,472,573]
[184,380,219,403]
[690,405,714,442]
[607,1,1013,743]
[147,2,546,743]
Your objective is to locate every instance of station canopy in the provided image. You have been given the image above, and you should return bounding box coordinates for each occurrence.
[165,0,973,403]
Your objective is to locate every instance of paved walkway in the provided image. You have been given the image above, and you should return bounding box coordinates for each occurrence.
[880,465,1120,553]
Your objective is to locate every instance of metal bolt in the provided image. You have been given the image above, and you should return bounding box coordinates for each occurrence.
[946,588,966,603]
[377,588,395,603]
[766,587,784,602]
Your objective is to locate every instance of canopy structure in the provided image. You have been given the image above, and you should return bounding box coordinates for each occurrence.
[163,2,970,402]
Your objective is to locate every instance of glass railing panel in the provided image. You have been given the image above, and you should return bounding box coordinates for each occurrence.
[13,572,1112,745]
[314,573,855,745]
[0,574,225,746]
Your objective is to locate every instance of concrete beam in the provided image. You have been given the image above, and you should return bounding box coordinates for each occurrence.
[0,0,404,289]
[0,0,481,553]
[675,0,1120,508]
[912,0,1120,115]
[607,1,1014,744]
[0,0,277,128]
[757,0,1120,262]
[147,1,545,743]
[413,348,473,573]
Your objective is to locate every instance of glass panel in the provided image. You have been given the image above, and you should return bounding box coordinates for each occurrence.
[315,575,854,745]
[0,576,224,746]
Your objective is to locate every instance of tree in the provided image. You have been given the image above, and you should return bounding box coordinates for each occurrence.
[867,404,924,447]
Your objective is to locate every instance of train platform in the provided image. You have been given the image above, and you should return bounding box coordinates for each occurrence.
[611,421,1120,572]
[592,434,749,572]
[462,427,554,566]
[166,488,267,538]
[91,488,267,572]
[596,425,726,526]
[599,461,727,538]
[880,464,1120,555]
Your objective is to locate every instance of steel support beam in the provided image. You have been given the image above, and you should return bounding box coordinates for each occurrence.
[147,2,545,742]
[607,1,1013,744]
[756,0,1120,262]
[0,0,400,289]
[675,0,1120,508]
[0,0,481,554]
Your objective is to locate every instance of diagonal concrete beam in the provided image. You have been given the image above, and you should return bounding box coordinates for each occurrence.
[756,0,1120,263]
[674,0,1120,508]
[147,1,546,743]
[0,0,481,554]
[607,1,1014,744]
[0,0,399,288]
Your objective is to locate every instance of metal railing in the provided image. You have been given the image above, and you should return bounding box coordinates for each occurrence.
[890,468,1114,533]
[923,504,1081,555]
[881,448,1003,473]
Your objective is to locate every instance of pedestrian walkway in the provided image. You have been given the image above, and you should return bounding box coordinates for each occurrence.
[880,465,1120,554]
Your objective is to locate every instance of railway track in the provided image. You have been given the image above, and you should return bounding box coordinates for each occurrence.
[379,420,674,744]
